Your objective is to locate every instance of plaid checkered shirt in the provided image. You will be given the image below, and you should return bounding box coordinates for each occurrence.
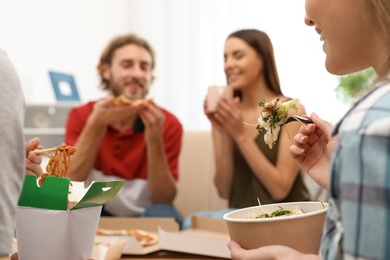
[321,81,390,260]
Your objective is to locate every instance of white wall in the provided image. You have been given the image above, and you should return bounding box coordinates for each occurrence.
[0,0,133,103]
[0,0,349,130]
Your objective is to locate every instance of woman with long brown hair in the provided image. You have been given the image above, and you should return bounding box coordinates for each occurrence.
[208,29,310,209]
[183,29,310,229]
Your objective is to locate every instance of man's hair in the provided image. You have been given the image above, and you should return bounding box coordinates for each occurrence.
[97,34,156,90]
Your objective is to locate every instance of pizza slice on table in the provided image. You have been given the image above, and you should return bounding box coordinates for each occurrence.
[96,228,158,246]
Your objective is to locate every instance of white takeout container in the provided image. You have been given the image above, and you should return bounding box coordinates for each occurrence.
[223,201,328,254]
[15,175,124,260]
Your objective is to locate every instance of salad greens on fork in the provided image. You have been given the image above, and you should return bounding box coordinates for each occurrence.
[246,98,312,149]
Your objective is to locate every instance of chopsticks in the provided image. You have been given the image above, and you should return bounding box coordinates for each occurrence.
[29,144,79,158]
[29,148,57,158]
[29,147,59,158]
[30,147,58,154]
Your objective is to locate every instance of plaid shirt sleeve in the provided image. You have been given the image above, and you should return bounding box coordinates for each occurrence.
[321,82,390,260]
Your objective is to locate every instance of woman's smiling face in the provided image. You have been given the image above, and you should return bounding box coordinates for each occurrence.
[224,37,263,90]
[305,0,380,75]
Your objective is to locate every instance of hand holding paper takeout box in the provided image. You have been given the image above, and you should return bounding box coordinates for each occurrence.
[16,175,124,260]
[15,143,124,260]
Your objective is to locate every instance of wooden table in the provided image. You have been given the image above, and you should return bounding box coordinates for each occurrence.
[120,250,226,259]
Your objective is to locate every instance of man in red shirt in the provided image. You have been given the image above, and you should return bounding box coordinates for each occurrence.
[65,34,183,226]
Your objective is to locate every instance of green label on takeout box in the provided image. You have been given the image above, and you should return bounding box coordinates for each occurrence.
[18,174,124,211]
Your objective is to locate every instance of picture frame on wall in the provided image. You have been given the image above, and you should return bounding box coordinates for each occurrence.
[49,71,81,102]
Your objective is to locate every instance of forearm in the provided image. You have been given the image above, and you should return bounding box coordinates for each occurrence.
[147,139,177,203]
[68,117,107,181]
[213,128,235,199]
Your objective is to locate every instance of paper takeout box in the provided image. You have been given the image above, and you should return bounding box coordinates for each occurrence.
[15,174,124,260]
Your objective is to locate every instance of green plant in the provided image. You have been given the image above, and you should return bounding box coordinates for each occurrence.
[335,67,377,104]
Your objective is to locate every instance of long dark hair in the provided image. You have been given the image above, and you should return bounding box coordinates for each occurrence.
[227,29,282,97]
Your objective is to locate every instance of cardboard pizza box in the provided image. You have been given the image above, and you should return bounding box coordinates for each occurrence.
[159,216,231,259]
[15,175,124,260]
[97,217,180,255]
[97,216,230,258]
[91,237,127,260]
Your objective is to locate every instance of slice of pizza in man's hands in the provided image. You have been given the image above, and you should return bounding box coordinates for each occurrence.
[112,94,146,106]
[96,228,158,246]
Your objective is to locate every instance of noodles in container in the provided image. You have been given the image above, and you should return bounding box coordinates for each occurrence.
[15,143,124,260]
[36,143,78,186]
[223,201,328,254]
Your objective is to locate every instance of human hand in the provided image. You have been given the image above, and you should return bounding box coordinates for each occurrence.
[205,97,243,137]
[228,241,317,260]
[138,99,165,144]
[203,97,222,129]
[289,113,337,189]
[10,252,17,260]
[89,96,141,128]
[215,97,245,138]
[25,137,44,176]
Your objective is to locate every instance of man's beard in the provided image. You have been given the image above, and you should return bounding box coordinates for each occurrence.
[109,77,148,98]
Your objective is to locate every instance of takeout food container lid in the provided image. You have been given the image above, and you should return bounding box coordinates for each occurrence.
[18,174,124,211]
[223,201,328,254]
[15,174,124,260]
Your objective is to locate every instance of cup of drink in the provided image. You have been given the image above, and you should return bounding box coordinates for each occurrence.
[206,86,233,112]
